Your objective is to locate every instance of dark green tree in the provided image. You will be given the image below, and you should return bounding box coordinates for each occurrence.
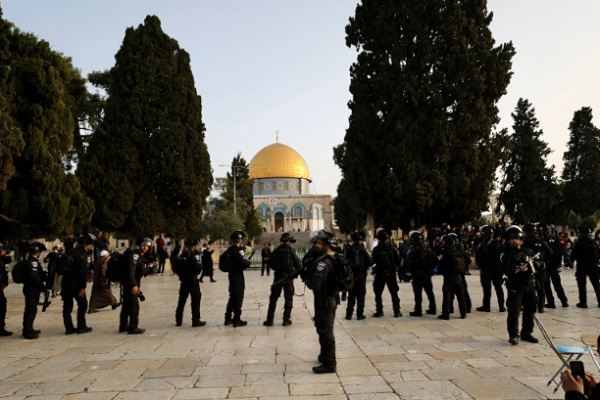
[562,107,600,221]
[79,15,213,239]
[335,0,515,230]
[0,9,93,240]
[332,178,366,234]
[496,99,558,223]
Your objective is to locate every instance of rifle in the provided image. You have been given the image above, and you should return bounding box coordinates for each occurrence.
[41,290,51,312]
[247,249,256,261]
[271,267,302,287]
[42,256,57,312]
[515,252,541,275]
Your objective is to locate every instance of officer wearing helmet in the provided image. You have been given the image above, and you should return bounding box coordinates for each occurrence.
[224,230,250,327]
[22,242,47,339]
[305,230,338,374]
[501,225,539,345]
[345,231,374,320]
[61,234,95,335]
[174,238,205,327]
[300,231,320,281]
[371,229,402,318]
[119,237,152,334]
[264,233,301,326]
[405,231,438,317]
[522,224,552,313]
[570,225,600,308]
[0,243,12,336]
[543,225,569,308]
[475,225,505,312]
[438,233,469,319]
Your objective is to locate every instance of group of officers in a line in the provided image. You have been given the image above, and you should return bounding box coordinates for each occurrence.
[2,223,600,374]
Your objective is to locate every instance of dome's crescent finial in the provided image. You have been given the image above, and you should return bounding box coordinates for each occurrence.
[276,130,279,143]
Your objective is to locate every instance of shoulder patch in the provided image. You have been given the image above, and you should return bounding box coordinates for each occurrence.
[239,250,245,257]
[31,261,38,266]
[133,254,139,261]
[195,255,200,260]
[317,262,326,271]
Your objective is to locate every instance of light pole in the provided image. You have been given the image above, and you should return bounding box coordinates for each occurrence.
[219,164,247,217]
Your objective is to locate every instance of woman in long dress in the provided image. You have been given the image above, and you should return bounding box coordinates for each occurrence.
[88,250,119,313]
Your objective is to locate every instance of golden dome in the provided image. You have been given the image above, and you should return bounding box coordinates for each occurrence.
[249,142,311,182]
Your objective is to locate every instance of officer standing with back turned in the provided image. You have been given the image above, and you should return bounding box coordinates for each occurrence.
[264,233,301,327]
[175,238,205,327]
[22,242,47,339]
[405,231,437,317]
[571,225,600,308]
[475,225,505,312]
[372,230,402,318]
[345,231,373,320]
[224,230,250,327]
[522,223,552,313]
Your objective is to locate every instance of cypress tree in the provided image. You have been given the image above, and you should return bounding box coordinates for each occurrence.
[335,0,515,229]
[497,98,558,223]
[562,107,600,220]
[79,15,213,238]
[0,9,94,240]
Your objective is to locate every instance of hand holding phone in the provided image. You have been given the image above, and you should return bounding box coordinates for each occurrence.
[570,361,588,393]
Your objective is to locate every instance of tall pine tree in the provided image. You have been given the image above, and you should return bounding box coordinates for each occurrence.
[334,0,515,229]
[562,107,600,220]
[79,15,213,238]
[497,99,558,223]
[0,8,93,240]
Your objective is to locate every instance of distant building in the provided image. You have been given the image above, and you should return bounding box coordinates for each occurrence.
[248,136,333,233]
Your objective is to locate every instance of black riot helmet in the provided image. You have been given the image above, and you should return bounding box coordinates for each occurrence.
[505,225,524,239]
[184,237,199,247]
[78,233,97,246]
[537,223,549,238]
[479,225,493,237]
[522,224,536,235]
[0,243,3,251]
[315,230,336,246]
[29,241,47,254]
[309,230,320,244]
[577,225,592,238]
[351,231,366,242]
[230,230,246,242]
[409,230,423,243]
[376,230,389,242]
[280,233,296,243]
[441,233,458,250]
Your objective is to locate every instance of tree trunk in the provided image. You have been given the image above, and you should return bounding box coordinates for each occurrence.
[365,213,375,250]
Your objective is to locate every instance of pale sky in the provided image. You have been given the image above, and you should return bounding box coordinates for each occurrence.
[3,0,599,199]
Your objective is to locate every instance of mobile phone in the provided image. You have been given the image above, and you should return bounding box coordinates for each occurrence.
[570,361,587,391]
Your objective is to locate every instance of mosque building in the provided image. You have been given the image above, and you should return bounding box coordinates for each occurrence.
[248,134,334,233]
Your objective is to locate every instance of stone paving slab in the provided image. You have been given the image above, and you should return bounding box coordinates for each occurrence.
[0,267,599,399]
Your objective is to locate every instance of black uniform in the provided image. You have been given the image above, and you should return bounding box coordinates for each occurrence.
[372,242,402,316]
[266,244,301,324]
[475,238,505,311]
[438,248,469,318]
[345,243,373,319]
[405,244,437,315]
[200,249,215,282]
[307,252,337,370]
[0,254,12,333]
[175,250,203,325]
[23,255,47,337]
[544,236,568,307]
[120,249,145,332]
[225,245,250,323]
[61,247,91,333]
[501,246,537,340]
[570,236,600,307]
[522,235,552,312]
[261,247,272,276]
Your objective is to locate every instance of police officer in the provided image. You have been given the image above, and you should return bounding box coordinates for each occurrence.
[438,234,468,320]
[22,242,47,339]
[264,233,301,327]
[119,237,151,334]
[570,226,600,308]
[224,230,250,327]
[345,231,374,320]
[544,227,569,308]
[501,225,539,345]
[475,225,506,312]
[522,224,552,313]
[0,243,12,336]
[305,230,338,374]
[261,242,272,276]
[62,234,95,334]
[175,238,205,327]
[405,231,437,317]
[372,230,402,318]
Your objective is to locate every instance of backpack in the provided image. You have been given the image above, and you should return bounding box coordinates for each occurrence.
[11,260,29,284]
[344,244,361,274]
[450,250,466,274]
[55,252,77,277]
[107,250,130,284]
[269,247,293,273]
[332,253,354,293]
[219,249,233,273]
[174,253,192,278]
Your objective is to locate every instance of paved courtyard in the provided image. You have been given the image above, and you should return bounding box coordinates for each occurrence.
[1,266,599,400]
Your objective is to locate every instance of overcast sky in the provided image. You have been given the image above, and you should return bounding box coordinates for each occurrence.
[3,0,599,198]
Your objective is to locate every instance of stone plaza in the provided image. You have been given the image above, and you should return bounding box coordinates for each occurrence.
[0,266,598,400]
